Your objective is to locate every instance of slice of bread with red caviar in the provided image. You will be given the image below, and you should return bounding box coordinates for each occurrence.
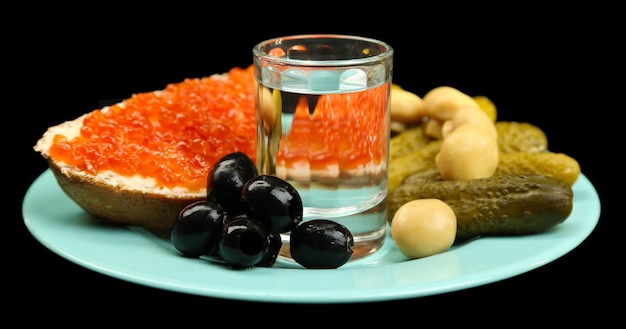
[34,66,257,235]
[34,108,208,235]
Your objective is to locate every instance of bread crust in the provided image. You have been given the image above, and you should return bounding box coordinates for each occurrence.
[47,159,204,234]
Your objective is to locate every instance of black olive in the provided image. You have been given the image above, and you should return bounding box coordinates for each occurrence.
[241,175,303,233]
[290,219,354,269]
[206,152,258,217]
[170,200,227,258]
[218,216,269,269]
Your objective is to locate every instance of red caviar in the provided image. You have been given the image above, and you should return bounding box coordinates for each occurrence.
[49,66,257,192]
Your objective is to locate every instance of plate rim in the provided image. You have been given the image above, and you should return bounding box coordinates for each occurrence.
[23,169,600,303]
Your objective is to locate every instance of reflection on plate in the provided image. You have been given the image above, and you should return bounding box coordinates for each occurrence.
[23,170,600,303]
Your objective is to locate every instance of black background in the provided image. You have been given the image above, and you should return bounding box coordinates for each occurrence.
[12,6,619,324]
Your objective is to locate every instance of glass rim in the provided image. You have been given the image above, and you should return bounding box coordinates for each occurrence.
[253,34,393,67]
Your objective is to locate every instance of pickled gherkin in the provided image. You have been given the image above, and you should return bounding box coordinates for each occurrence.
[387,121,558,193]
[473,95,497,122]
[496,121,547,153]
[389,124,433,161]
[497,152,580,185]
[388,140,440,192]
[388,173,574,239]
[389,121,548,160]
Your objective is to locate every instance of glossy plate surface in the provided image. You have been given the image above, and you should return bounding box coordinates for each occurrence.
[23,170,600,303]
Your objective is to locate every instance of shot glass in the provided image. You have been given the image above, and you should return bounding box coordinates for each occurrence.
[253,34,393,261]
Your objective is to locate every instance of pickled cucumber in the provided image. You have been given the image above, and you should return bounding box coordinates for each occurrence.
[496,121,547,153]
[388,121,559,192]
[473,95,497,122]
[497,152,580,185]
[388,140,441,192]
[389,124,433,161]
[388,173,574,239]
[390,121,548,160]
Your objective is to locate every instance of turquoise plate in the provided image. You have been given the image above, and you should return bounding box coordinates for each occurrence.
[23,169,600,303]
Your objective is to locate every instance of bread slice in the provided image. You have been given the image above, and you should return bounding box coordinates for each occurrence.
[34,67,256,235]
[34,108,206,235]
